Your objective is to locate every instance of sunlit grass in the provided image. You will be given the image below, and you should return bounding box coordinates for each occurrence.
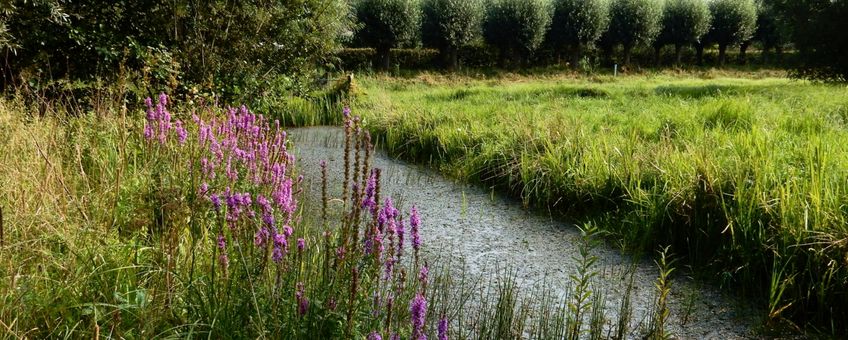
[350,72,848,333]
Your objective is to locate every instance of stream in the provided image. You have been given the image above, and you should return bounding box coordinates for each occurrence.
[290,126,760,339]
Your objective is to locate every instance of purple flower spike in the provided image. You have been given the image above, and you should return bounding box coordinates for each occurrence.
[419,265,429,285]
[438,317,448,340]
[410,293,428,340]
[296,282,309,317]
[297,238,305,253]
[411,206,422,251]
[368,332,382,340]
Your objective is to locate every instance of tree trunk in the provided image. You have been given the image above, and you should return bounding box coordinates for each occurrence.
[375,46,391,71]
[675,44,683,65]
[623,45,632,67]
[654,45,662,66]
[718,44,727,66]
[443,46,459,71]
[739,41,750,64]
[696,43,705,65]
[570,45,582,69]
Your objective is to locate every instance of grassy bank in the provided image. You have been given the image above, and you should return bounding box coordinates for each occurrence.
[0,92,689,338]
[350,71,848,333]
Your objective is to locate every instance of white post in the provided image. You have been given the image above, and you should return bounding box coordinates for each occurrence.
[614,64,618,77]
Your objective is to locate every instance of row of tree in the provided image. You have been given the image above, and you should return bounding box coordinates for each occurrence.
[353,0,845,80]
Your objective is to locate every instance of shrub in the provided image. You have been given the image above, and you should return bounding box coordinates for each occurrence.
[547,0,610,68]
[0,1,350,98]
[354,0,422,71]
[483,0,552,68]
[705,0,758,65]
[608,0,664,66]
[421,0,484,70]
[655,0,711,65]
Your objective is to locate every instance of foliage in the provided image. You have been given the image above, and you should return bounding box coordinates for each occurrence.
[656,0,711,64]
[0,0,351,97]
[547,0,610,67]
[705,0,758,65]
[354,0,422,70]
[770,0,848,81]
[482,0,552,67]
[421,0,484,69]
[607,0,664,65]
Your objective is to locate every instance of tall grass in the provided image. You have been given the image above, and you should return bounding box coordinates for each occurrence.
[0,90,678,338]
[341,73,848,334]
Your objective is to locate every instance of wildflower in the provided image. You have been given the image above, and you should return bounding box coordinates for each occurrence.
[438,317,448,340]
[396,217,405,258]
[410,293,427,340]
[254,227,270,247]
[217,234,229,272]
[368,332,382,340]
[210,194,222,211]
[419,264,429,285]
[362,170,378,210]
[296,282,309,316]
[343,107,351,118]
[273,233,287,262]
[410,205,422,251]
[391,334,400,340]
[143,124,154,140]
[174,120,187,144]
[297,238,305,253]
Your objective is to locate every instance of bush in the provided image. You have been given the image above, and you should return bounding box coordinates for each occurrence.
[548,0,610,68]
[483,0,552,68]
[608,0,664,66]
[354,0,422,71]
[0,1,350,98]
[706,0,758,65]
[655,0,711,65]
[421,0,484,70]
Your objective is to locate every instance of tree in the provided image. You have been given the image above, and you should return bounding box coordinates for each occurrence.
[483,0,552,68]
[705,0,757,65]
[655,0,711,65]
[754,0,788,63]
[547,0,610,68]
[608,0,664,66]
[354,0,421,71]
[0,0,351,97]
[421,0,484,70]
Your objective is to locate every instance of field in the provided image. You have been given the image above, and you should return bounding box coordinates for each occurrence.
[350,70,848,331]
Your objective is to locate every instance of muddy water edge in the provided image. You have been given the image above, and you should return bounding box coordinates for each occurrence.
[290,126,762,339]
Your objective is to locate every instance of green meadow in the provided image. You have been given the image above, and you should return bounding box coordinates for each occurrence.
[351,71,848,331]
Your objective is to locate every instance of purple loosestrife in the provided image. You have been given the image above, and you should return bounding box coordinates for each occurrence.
[362,169,378,211]
[419,264,429,286]
[273,233,287,262]
[396,217,405,260]
[410,206,422,263]
[296,282,309,317]
[297,238,305,253]
[438,317,448,340]
[410,293,428,340]
[368,332,382,340]
[217,234,229,273]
